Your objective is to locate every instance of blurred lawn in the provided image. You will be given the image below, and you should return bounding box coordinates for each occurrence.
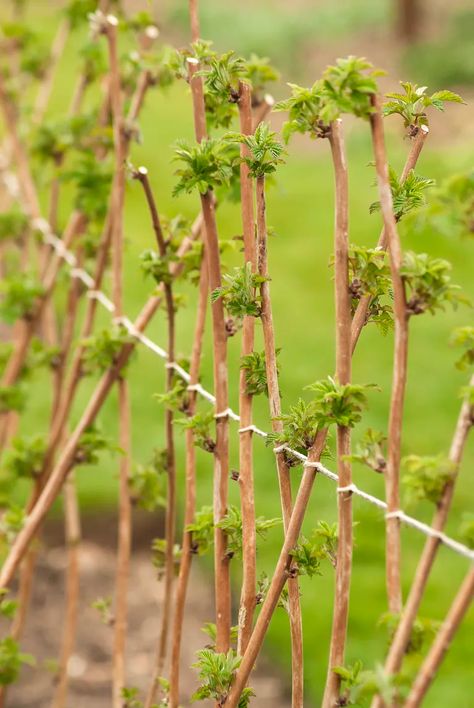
[5,1,474,705]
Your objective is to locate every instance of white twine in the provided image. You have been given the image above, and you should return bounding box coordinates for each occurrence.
[215,408,240,422]
[337,483,358,494]
[2,161,473,563]
[70,267,95,289]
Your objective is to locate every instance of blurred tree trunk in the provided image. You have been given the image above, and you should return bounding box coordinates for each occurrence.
[397,0,421,42]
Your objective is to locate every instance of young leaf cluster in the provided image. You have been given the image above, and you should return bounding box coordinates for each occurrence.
[229,122,285,178]
[192,648,254,706]
[402,454,455,505]
[186,506,214,556]
[0,272,43,324]
[74,425,120,466]
[81,325,133,375]
[307,376,377,429]
[379,612,440,655]
[129,449,167,512]
[1,434,46,481]
[151,538,181,577]
[176,410,216,453]
[450,325,474,370]
[346,428,387,474]
[275,56,380,142]
[401,251,467,316]
[240,348,280,397]
[290,521,338,576]
[370,168,435,221]
[384,82,464,132]
[346,244,393,333]
[211,262,266,320]
[334,661,404,706]
[0,207,28,243]
[155,379,189,413]
[61,154,113,224]
[216,505,281,558]
[267,398,322,458]
[0,637,34,686]
[173,138,236,196]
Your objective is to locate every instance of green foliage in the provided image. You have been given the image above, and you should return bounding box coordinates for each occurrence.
[81,325,133,375]
[176,410,216,453]
[211,262,266,319]
[75,425,120,466]
[458,514,474,549]
[178,240,204,286]
[1,22,50,82]
[0,505,25,555]
[321,56,381,120]
[307,376,377,429]
[424,170,474,240]
[290,522,338,576]
[91,596,114,626]
[25,338,61,376]
[79,40,107,84]
[31,114,100,163]
[244,53,279,104]
[173,138,236,196]
[289,537,323,578]
[275,56,380,141]
[140,248,176,286]
[402,454,455,505]
[2,435,46,480]
[0,637,34,686]
[370,168,435,221]
[121,686,143,708]
[274,81,331,141]
[0,208,28,243]
[346,244,393,334]
[267,398,321,458]
[347,428,387,474]
[450,326,474,370]
[129,451,167,512]
[384,82,464,131]
[228,122,285,178]
[201,622,239,649]
[401,251,467,316]
[0,272,43,324]
[333,660,363,704]
[216,505,281,558]
[334,661,404,705]
[61,154,112,223]
[151,538,181,576]
[186,505,214,556]
[192,648,254,706]
[64,0,97,29]
[240,349,280,397]
[0,385,26,415]
[155,379,189,413]
[379,612,440,655]
[199,50,246,129]
[0,591,17,620]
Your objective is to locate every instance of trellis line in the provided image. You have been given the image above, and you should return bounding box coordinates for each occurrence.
[2,168,474,563]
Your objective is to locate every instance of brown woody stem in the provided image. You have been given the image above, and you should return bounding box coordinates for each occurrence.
[323,119,353,707]
[369,94,408,614]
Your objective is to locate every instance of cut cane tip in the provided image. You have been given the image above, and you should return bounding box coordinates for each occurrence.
[186,57,199,66]
[145,25,160,40]
[106,14,119,26]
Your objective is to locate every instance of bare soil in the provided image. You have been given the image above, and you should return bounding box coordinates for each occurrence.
[3,514,288,707]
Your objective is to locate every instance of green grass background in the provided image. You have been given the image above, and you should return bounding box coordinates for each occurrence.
[4,1,474,705]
